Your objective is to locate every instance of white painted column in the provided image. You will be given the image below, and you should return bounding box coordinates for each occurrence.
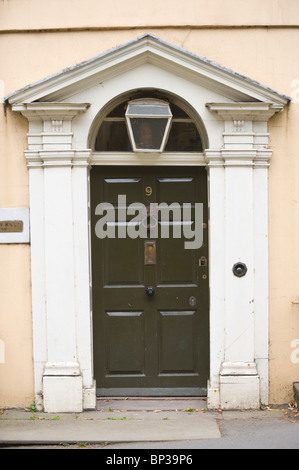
[220,151,260,410]
[18,103,92,412]
[42,157,83,413]
[224,153,255,362]
[205,103,280,410]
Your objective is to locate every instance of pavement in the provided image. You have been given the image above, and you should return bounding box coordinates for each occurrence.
[0,397,299,449]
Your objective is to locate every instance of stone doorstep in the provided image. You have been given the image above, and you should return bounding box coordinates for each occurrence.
[96,397,208,411]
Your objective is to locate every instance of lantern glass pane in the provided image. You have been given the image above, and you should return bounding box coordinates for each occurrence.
[127,104,171,117]
[95,121,132,151]
[130,118,169,150]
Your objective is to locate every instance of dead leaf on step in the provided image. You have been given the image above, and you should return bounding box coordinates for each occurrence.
[288,401,297,410]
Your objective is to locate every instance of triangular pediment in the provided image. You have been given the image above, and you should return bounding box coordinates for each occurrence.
[5,34,290,106]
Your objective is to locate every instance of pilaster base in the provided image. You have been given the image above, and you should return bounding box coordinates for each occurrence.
[43,375,83,413]
[220,362,260,410]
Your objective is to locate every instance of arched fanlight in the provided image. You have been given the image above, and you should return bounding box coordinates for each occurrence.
[125,99,172,152]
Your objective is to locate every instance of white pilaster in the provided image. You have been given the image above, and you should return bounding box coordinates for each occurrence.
[43,159,83,412]
[206,103,280,409]
[224,151,255,363]
[17,103,93,412]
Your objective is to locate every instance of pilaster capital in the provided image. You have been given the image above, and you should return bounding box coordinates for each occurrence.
[12,102,89,158]
[25,149,92,168]
[205,102,283,122]
[204,148,272,168]
[12,102,90,120]
[205,102,279,168]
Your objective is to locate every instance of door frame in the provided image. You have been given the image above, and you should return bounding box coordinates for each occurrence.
[15,101,277,413]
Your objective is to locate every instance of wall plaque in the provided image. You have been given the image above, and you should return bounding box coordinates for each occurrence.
[0,220,23,233]
[0,208,29,243]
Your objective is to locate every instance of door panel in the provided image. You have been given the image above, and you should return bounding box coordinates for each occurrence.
[158,310,197,374]
[91,166,209,396]
[157,236,197,284]
[156,177,196,204]
[103,237,144,285]
[105,311,145,375]
[103,177,143,203]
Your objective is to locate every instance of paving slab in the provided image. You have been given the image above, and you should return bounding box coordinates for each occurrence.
[0,408,221,445]
[2,401,293,447]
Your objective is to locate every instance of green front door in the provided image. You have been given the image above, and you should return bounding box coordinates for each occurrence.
[91,166,209,396]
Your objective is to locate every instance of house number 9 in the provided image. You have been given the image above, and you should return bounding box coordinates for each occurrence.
[145,186,153,196]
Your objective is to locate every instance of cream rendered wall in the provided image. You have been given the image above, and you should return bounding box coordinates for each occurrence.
[1,0,299,406]
[0,108,33,407]
[1,0,299,30]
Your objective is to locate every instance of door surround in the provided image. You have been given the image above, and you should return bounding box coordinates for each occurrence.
[6,35,290,412]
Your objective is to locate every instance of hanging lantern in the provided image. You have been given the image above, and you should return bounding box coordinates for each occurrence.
[125,98,172,152]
